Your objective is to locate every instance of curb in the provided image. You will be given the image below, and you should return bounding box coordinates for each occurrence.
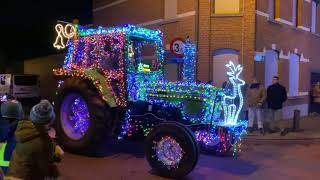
[243,137,320,144]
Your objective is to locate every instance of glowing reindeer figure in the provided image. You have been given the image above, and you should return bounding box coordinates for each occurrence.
[222,61,245,125]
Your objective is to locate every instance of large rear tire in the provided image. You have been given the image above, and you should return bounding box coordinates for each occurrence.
[145,121,199,178]
[55,78,110,156]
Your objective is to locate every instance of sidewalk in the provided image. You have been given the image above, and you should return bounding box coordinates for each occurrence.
[243,113,320,142]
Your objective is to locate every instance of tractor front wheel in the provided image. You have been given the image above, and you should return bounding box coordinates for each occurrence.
[145,121,199,178]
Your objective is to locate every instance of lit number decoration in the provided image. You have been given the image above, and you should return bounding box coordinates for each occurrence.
[170,38,185,58]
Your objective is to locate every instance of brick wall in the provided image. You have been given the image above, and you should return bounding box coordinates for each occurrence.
[93,0,164,26]
[143,16,196,48]
[242,0,256,82]
[197,0,211,81]
[255,0,320,115]
[178,0,195,14]
[280,0,293,22]
[316,5,320,33]
[209,0,255,82]
[93,0,255,83]
[302,0,311,28]
[255,0,320,94]
[257,0,268,13]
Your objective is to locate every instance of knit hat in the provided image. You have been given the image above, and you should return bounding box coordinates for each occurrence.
[1,99,24,120]
[30,100,55,125]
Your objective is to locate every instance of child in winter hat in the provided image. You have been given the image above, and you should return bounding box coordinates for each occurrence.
[5,100,61,179]
[30,99,55,125]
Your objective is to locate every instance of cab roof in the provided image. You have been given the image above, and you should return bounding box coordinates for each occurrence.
[77,24,163,43]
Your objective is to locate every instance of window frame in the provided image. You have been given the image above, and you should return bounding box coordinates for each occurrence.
[212,0,241,15]
[268,0,281,20]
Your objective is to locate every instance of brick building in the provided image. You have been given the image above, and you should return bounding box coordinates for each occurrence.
[92,0,320,119]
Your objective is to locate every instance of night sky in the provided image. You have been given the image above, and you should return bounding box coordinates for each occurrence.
[0,0,92,69]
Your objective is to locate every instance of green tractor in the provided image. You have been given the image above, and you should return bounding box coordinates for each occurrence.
[53,23,247,178]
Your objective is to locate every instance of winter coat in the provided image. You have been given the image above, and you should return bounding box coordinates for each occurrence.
[6,120,59,180]
[0,119,17,143]
[0,119,17,174]
[267,83,287,110]
[312,85,320,103]
[246,83,266,108]
[0,167,3,180]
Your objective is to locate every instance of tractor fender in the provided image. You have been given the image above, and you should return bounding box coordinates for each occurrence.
[53,68,117,108]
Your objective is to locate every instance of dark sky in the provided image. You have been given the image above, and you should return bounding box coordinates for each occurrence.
[0,0,92,64]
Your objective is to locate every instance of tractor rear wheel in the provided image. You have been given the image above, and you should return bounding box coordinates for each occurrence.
[55,78,111,156]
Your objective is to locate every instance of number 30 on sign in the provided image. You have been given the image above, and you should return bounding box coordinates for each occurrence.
[170,38,185,58]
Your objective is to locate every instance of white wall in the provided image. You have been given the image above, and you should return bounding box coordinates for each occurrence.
[282,104,309,120]
[289,53,300,96]
[164,63,179,81]
[265,50,278,88]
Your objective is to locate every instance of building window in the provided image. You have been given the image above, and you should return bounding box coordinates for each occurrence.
[268,0,280,19]
[294,0,303,27]
[213,0,240,14]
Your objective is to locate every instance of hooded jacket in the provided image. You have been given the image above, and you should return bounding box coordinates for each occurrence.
[6,120,59,180]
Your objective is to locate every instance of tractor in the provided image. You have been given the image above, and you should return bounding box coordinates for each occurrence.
[53,23,247,178]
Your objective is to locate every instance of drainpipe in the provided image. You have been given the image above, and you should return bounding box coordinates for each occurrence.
[195,0,200,81]
[195,0,199,49]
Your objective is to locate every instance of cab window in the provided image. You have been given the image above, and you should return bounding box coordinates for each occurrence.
[128,38,160,72]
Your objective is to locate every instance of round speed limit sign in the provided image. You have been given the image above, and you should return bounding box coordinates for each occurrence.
[170,38,185,58]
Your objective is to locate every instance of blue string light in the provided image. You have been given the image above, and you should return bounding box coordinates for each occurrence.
[54,24,247,155]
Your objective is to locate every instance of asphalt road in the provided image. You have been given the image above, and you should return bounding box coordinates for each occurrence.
[57,141,320,180]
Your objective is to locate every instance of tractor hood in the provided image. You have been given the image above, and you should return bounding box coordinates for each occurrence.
[145,81,224,124]
[145,81,223,101]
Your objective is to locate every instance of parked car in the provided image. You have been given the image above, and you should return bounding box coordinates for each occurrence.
[0,74,40,103]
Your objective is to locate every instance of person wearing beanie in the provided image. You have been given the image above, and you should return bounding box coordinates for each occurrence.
[0,100,24,174]
[6,100,61,180]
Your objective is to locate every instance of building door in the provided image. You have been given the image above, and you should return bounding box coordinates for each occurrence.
[310,72,320,113]
[212,49,239,87]
[311,72,320,85]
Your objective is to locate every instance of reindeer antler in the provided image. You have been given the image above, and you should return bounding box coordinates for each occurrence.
[225,61,243,78]
[225,61,237,77]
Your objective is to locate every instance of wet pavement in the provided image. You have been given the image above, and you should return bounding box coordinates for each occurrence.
[58,141,320,180]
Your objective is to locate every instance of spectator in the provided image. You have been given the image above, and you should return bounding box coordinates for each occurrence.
[6,100,62,180]
[312,82,320,103]
[246,77,266,135]
[266,76,288,136]
[0,100,24,174]
[241,83,249,121]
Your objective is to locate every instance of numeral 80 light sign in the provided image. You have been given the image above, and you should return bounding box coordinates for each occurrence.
[170,38,185,58]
